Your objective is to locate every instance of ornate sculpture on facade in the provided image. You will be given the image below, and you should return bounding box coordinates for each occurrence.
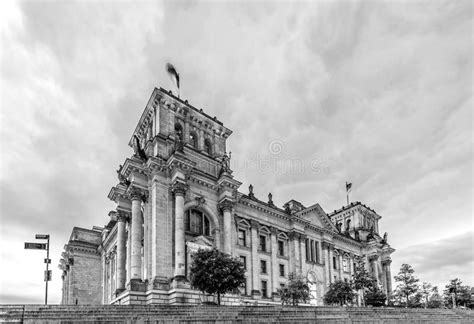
[381,232,388,244]
[132,135,148,161]
[354,229,360,241]
[174,130,184,153]
[116,165,130,186]
[248,184,255,198]
[267,192,274,206]
[366,226,375,240]
[219,152,232,176]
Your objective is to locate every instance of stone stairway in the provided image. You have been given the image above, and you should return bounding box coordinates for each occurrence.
[0,304,472,323]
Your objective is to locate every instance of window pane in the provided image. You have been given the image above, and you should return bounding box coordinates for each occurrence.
[204,217,210,236]
[279,264,285,277]
[238,230,246,246]
[190,210,202,234]
[278,240,284,256]
[260,260,267,274]
[240,256,246,270]
[259,235,266,251]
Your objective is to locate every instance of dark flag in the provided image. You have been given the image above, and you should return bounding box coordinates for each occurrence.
[346,182,352,193]
[166,63,180,91]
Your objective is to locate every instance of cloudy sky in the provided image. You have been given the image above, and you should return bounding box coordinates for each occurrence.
[0,0,472,303]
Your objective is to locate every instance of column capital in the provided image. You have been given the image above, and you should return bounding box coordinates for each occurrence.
[381,259,392,266]
[218,199,234,212]
[369,255,379,262]
[321,241,334,250]
[171,181,188,196]
[270,227,279,236]
[127,186,148,202]
[289,231,303,240]
[117,210,131,222]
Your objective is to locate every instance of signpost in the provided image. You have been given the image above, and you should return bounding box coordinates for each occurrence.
[25,234,50,305]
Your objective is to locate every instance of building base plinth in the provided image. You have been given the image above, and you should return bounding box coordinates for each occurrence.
[127,279,147,292]
[171,275,190,289]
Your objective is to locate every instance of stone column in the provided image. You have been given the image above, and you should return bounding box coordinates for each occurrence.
[371,256,379,286]
[349,254,354,277]
[328,244,334,284]
[126,222,131,284]
[129,187,147,282]
[338,251,343,279]
[219,200,234,255]
[115,211,129,294]
[250,220,260,298]
[322,242,331,287]
[383,259,393,294]
[289,232,301,274]
[172,182,188,281]
[270,227,279,299]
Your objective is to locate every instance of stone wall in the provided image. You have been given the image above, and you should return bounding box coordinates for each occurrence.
[1,305,473,323]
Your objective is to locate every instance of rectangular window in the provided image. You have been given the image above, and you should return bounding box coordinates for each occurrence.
[333,256,337,270]
[278,240,284,256]
[238,229,246,246]
[240,256,247,270]
[260,260,267,274]
[239,278,247,295]
[305,239,309,261]
[261,281,267,298]
[343,258,348,272]
[279,264,285,277]
[259,235,266,252]
[315,241,320,263]
[310,240,315,262]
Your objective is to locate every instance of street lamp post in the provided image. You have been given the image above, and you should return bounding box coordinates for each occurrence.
[25,234,51,305]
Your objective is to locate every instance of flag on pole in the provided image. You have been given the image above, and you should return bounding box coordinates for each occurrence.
[166,63,180,95]
[345,181,352,205]
[346,182,352,193]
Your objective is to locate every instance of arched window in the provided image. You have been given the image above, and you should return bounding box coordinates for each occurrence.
[189,131,198,149]
[174,123,183,141]
[204,138,212,156]
[185,209,210,236]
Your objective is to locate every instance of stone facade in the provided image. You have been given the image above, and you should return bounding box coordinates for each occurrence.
[60,87,395,305]
[59,227,102,305]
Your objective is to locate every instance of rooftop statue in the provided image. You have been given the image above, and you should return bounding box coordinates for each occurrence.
[132,135,148,161]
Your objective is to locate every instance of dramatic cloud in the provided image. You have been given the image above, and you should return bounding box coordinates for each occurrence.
[0,0,472,303]
[393,232,474,290]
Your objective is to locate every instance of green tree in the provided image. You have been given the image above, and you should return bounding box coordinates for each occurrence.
[324,280,356,306]
[427,287,443,309]
[364,285,387,307]
[352,258,376,306]
[393,264,420,307]
[278,272,310,306]
[443,278,471,308]
[189,248,245,305]
[420,282,432,308]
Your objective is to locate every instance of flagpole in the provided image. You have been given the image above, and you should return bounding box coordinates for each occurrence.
[346,181,349,205]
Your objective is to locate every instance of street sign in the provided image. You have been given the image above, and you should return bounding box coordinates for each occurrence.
[44,270,52,282]
[44,258,51,264]
[25,242,47,250]
[35,234,50,240]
